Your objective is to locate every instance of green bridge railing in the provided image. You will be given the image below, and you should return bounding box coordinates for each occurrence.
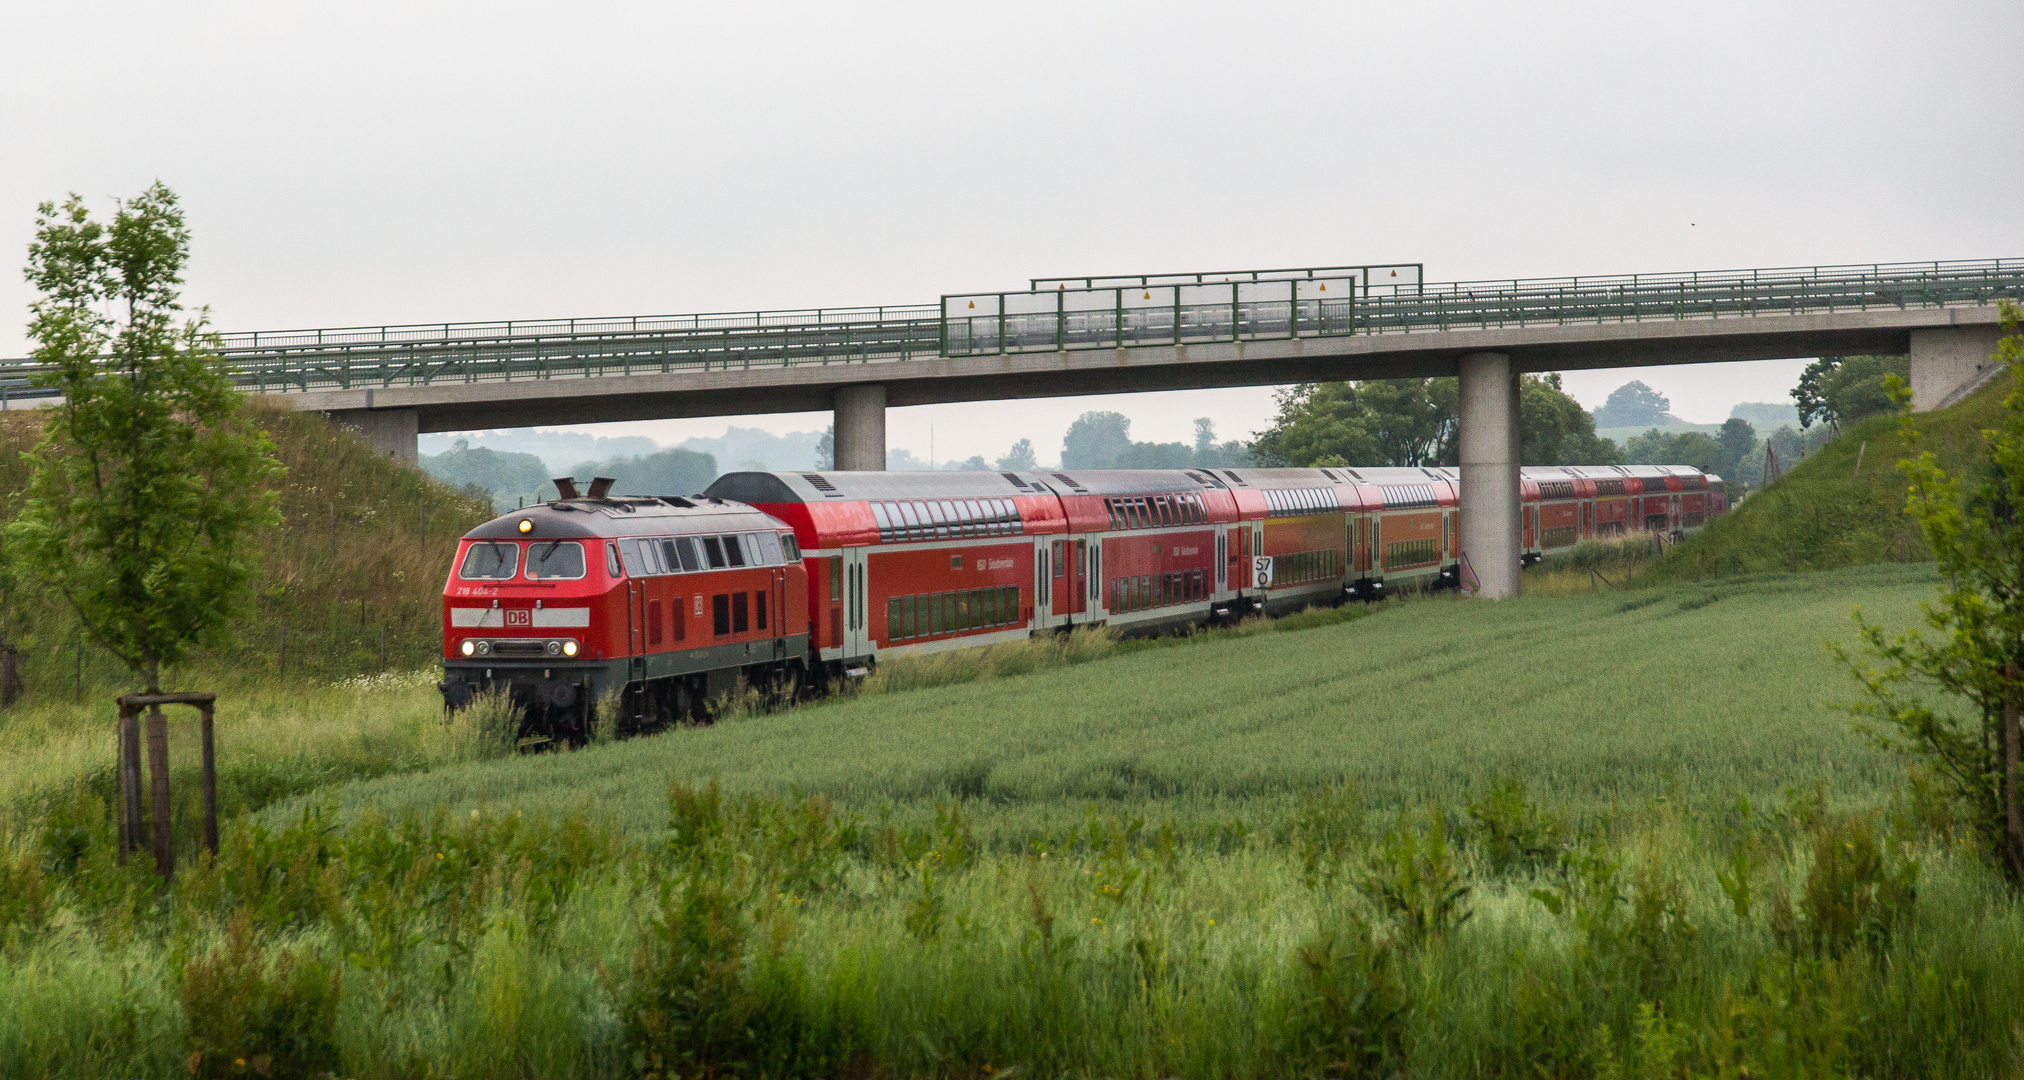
[1,259,2018,402]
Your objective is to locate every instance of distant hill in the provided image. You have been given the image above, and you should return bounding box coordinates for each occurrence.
[1595,417,1723,445]
[418,429,658,475]
[672,426,823,472]
[1730,401,1800,429]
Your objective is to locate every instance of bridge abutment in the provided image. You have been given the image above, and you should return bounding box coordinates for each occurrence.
[1458,351,1520,599]
[833,384,887,470]
[329,408,419,462]
[1910,324,2006,412]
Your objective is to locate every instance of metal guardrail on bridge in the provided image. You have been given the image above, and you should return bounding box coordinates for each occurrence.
[0,259,2018,403]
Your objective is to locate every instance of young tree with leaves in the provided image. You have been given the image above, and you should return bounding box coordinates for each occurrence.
[11,183,283,696]
[1837,306,2024,886]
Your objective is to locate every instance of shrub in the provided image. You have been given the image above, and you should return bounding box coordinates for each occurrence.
[1464,776,1567,875]
[1282,915,1407,1078]
[179,910,342,1080]
[1358,806,1470,943]
[1772,814,1918,960]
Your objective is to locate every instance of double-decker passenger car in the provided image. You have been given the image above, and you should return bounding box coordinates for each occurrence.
[438,484,806,737]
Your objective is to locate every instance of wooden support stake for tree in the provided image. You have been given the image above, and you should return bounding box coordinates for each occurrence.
[199,702,218,857]
[379,625,387,672]
[117,707,143,863]
[145,704,172,881]
[1853,440,1867,483]
[2006,661,2022,882]
[279,627,287,677]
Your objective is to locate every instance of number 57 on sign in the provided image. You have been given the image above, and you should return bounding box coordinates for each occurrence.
[1251,556,1274,589]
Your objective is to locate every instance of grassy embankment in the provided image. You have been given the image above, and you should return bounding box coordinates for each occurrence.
[0,401,494,848]
[0,401,492,697]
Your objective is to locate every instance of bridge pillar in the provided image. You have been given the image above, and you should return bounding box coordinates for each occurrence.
[833,384,887,471]
[329,408,419,463]
[1910,324,2006,412]
[1458,351,1520,599]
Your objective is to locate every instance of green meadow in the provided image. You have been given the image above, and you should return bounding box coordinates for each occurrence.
[286,565,1922,840]
[8,562,2023,1078]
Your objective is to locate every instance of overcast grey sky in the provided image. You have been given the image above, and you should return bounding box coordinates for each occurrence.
[6,1,2020,463]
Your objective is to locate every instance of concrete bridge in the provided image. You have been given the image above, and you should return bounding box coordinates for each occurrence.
[4,257,2017,598]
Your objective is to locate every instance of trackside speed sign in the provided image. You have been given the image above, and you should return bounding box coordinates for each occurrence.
[1252,556,1274,589]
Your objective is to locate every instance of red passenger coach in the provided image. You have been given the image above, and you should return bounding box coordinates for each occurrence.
[439,489,808,737]
[704,470,1072,674]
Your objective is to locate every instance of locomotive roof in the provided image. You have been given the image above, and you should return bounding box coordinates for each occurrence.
[462,496,782,540]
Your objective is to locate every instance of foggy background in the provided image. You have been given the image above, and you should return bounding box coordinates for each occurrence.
[4,1,2020,465]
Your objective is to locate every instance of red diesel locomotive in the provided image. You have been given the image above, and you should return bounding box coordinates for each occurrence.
[440,465,1726,732]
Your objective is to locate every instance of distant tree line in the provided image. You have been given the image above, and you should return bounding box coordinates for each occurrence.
[421,441,717,509]
[1249,374,1618,470]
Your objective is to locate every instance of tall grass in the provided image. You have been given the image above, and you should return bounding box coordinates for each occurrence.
[2,770,2019,1078]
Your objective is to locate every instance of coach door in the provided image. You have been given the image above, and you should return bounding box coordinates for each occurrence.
[770,567,788,661]
[626,579,646,683]
[841,546,871,660]
[1033,538,1052,625]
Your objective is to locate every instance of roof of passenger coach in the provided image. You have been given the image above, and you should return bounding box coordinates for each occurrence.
[704,469,1064,504]
[702,470,1070,549]
[462,496,783,540]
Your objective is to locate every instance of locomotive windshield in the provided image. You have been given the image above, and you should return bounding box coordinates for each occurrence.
[458,541,519,580]
[525,541,587,580]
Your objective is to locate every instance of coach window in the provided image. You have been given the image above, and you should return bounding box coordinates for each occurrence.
[966,499,987,534]
[712,594,731,636]
[894,500,919,540]
[939,501,960,536]
[723,535,746,567]
[869,502,893,539]
[607,543,623,578]
[703,536,727,569]
[1133,498,1151,529]
[732,593,750,633]
[921,501,944,538]
[526,541,586,581]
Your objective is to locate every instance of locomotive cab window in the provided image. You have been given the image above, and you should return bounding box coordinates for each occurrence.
[756,532,784,565]
[524,541,585,581]
[606,543,622,578]
[703,536,727,569]
[723,535,746,567]
[458,541,520,581]
[675,536,701,572]
[782,534,800,561]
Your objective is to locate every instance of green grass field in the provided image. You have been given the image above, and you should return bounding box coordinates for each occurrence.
[287,564,1927,843]
[6,563,2023,1078]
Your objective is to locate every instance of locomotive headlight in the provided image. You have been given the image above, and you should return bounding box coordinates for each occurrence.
[518,519,533,534]
[459,639,476,657]
[562,639,579,657]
